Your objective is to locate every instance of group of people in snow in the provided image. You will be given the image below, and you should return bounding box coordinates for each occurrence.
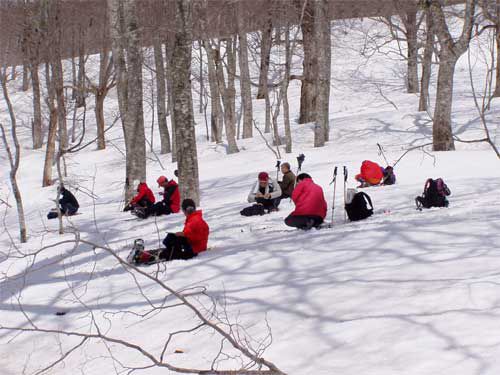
[47,157,453,266]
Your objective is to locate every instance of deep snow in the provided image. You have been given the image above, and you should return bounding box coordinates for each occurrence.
[1,18,500,375]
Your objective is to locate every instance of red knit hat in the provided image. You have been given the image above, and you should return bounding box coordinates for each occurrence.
[157,176,168,185]
[258,172,269,181]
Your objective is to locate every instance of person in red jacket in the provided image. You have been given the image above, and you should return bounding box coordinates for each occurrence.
[355,160,384,187]
[123,180,155,212]
[159,199,209,261]
[137,175,180,219]
[284,173,327,230]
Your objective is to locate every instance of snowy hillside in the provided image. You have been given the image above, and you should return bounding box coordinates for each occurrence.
[1,18,500,375]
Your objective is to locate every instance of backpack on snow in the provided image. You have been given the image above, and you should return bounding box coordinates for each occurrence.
[240,204,266,217]
[415,178,451,210]
[345,192,373,221]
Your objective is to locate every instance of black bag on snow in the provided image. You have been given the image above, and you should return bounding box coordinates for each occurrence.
[415,178,451,210]
[345,192,373,221]
[240,204,266,217]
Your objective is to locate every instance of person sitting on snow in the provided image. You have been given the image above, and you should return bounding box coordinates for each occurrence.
[123,180,155,213]
[136,199,209,263]
[278,162,296,199]
[47,185,79,219]
[136,175,180,219]
[355,160,384,188]
[284,173,327,230]
[381,165,396,185]
[247,172,282,212]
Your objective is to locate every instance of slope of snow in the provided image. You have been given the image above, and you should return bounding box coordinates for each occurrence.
[1,19,500,375]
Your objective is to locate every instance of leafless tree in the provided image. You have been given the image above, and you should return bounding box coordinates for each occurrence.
[153,35,172,154]
[479,0,500,96]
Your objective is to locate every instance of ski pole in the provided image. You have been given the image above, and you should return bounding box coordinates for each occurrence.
[330,166,338,226]
[275,160,281,181]
[377,143,389,166]
[343,166,348,222]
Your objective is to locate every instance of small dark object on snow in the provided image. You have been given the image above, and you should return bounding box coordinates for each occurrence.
[174,349,184,354]
[55,311,67,316]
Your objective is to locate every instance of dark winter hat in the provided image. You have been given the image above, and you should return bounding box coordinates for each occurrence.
[258,172,269,181]
[296,173,311,182]
[181,199,196,212]
[157,176,168,185]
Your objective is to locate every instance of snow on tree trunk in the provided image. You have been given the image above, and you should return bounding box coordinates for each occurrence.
[313,0,330,147]
[171,0,200,205]
[153,36,171,154]
[299,0,317,124]
[238,30,253,139]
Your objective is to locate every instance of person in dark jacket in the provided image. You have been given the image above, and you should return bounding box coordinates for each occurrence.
[278,162,296,199]
[48,185,79,219]
[137,199,210,263]
[284,173,327,229]
[136,176,180,219]
[123,180,155,212]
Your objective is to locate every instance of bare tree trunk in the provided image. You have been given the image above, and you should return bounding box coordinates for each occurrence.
[494,24,500,97]
[164,41,178,162]
[264,89,272,133]
[43,63,58,187]
[108,0,146,199]
[95,49,112,150]
[433,59,456,151]
[256,17,273,99]
[203,41,223,143]
[76,29,86,108]
[153,36,171,154]
[405,8,419,94]
[430,0,475,151]
[238,30,253,139]
[313,0,330,147]
[419,5,433,112]
[53,58,68,151]
[299,0,316,124]
[215,39,239,154]
[283,25,292,154]
[171,0,200,204]
[0,69,27,243]
[22,61,30,92]
[31,63,43,149]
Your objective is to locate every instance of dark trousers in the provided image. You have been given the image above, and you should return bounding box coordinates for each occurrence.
[144,201,172,218]
[61,203,78,216]
[285,215,323,229]
[255,197,281,210]
[160,233,197,261]
[124,198,153,212]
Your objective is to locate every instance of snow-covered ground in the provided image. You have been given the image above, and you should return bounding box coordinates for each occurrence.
[1,19,500,375]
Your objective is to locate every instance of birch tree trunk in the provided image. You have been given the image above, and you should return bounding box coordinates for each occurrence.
[419,5,433,112]
[203,40,223,143]
[404,8,419,94]
[171,0,200,204]
[313,0,331,147]
[164,41,178,162]
[430,0,475,151]
[153,35,171,154]
[43,63,58,187]
[283,25,292,154]
[256,18,273,99]
[238,30,253,139]
[0,70,27,243]
[31,63,43,149]
[108,0,146,199]
[299,0,317,124]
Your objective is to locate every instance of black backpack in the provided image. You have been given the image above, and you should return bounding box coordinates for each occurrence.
[240,204,266,217]
[415,178,451,210]
[345,192,373,221]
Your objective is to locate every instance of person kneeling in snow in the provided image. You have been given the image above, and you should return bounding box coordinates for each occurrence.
[138,199,209,263]
[355,160,388,188]
[136,175,180,219]
[47,185,80,220]
[123,180,155,213]
[284,173,327,230]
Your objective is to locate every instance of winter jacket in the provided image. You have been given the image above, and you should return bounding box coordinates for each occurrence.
[130,183,156,205]
[290,178,327,219]
[359,160,384,185]
[279,171,296,197]
[163,180,180,213]
[183,210,209,253]
[247,178,282,203]
[59,189,79,209]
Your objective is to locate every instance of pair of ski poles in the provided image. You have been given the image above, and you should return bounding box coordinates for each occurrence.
[330,166,348,225]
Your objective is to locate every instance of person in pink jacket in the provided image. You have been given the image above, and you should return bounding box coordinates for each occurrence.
[284,173,327,230]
